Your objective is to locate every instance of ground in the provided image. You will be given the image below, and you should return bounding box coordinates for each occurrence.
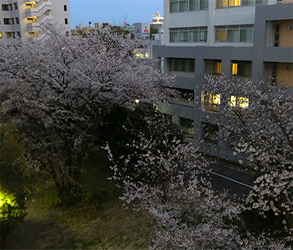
[5,198,154,250]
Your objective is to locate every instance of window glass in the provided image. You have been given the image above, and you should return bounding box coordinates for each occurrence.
[179,0,188,12]
[170,30,179,42]
[2,4,9,11]
[180,118,194,138]
[242,0,254,5]
[170,1,179,12]
[240,28,253,42]
[179,29,188,42]
[189,0,199,10]
[199,30,207,41]
[200,0,208,9]
[189,30,198,42]
[215,29,226,41]
[188,60,195,72]
[227,29,239,42]
[229,0,241,6]
[14,3,18,10]
[216,0,228,8]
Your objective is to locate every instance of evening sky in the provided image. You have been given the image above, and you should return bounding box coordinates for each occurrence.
[69,0,164,29]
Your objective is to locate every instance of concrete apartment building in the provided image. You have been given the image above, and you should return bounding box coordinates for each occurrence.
[153,0,293,163]
[0,0,70,40]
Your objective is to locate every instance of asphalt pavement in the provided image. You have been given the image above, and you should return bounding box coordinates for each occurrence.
[200,161,255,198]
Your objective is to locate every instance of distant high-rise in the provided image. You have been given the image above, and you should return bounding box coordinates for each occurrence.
[0,0,71,40]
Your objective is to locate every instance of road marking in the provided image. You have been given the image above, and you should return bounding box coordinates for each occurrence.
[202,168,254,189]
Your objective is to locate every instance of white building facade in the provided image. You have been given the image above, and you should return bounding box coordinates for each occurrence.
[0,0,70,40]
[153,0,293,164]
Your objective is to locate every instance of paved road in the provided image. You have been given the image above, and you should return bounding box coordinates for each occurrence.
[200,161,254,198]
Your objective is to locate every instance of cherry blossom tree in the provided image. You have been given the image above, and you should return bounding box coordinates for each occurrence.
[203,74,293,238]
[106,115,290,249]
[0,29,174,201]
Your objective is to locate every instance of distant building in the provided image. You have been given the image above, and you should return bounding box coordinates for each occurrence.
[95,22,110,30]
[152,10,163,29]
[0,0,71,40]
[134,22,150,38]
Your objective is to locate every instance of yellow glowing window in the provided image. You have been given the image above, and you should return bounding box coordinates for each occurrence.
[25,2,36,8]
[27,16,37,23]
[212,93,221,105]
[201,92,221,113]
[215,62,222,74]
[229,96,249,109]
[215,29,226,42]
[229,0,241,6]
[232,63,238,75]
[0,32,2,38]
[28,31,38,37]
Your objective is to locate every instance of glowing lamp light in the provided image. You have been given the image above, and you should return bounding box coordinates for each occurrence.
[135,99,140,105]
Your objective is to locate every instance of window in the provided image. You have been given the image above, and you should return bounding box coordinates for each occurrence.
[0,32,2,38]
[25,2,36,8]
[205,60,222,75]
[180,118,194,138]
[217,0,268,8]
[2,4,9,11]
[15,17,19,24]
[202,123,219,143]
[4,18,11,25]
[65,18,68,25]
[17,31,21,38]
[14,3,18,10]
[9,4,12,11]
[201,92,221,113]
[170,27,207,43]
[215,25,253,42]
[169,58,195,72]
[231,61,252,77]
[27,16,37,23]
[64,5,67,11]
[10,18,14,25]
[170,0,208,13]
[229,96,249,109]
[28,31,39,37]
[5,32,12,38]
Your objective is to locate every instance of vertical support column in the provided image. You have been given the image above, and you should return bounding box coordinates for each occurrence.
[193,47,205,145]
[252,5,267,82]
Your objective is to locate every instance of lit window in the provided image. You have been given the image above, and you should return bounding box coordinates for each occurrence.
[215,28,226,42]
[215,25,253,42]
[229,0,241,6]
[232,63,238,75]
[0,32,2,38]
[27,16,37,23]
[205,60,222,75]
[201,92,221,113]
[25,2,36,9]
[27,31,38,37]
[229,96,249,109]
[231,61,252,77]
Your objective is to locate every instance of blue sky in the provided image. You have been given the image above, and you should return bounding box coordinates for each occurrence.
[69,0,164,29]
